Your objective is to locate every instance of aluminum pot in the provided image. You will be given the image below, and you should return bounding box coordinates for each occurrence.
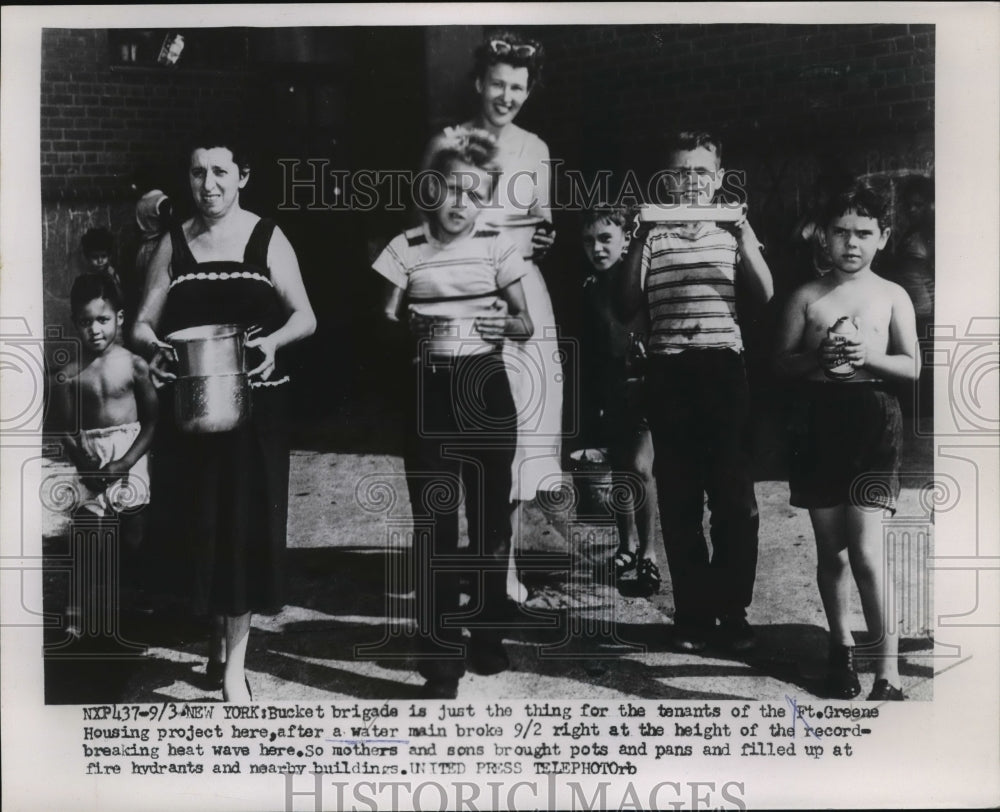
[173,373,251,434]
[165,323,248,377]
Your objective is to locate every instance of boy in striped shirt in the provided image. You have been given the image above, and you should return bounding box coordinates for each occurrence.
[617,131,773,653]
[375,127,534,699]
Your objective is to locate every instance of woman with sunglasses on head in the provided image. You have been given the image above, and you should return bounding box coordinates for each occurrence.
[423,32,563,603]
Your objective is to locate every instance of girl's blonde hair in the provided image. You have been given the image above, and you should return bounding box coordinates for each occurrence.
[426,126,500,175]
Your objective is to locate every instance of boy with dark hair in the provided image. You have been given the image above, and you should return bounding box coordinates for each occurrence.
[580,204,659,595]
[54,273,158,633]
[774,179,919,700]
[617,130,773,652]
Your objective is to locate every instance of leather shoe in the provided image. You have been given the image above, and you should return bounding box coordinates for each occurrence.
[468,637,509,676]
[826,643,862,700]
[866,678,904,701]
[671,623,709,653]
[420,678,459,700]
[717,615,757,652]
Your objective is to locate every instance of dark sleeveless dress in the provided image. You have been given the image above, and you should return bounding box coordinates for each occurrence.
[152,217,290,616]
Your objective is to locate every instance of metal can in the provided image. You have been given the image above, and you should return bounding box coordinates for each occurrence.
[825,316,859,380]
[157,33,185,66]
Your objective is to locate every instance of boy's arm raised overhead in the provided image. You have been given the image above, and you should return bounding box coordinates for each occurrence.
[773,285,822,379]
[842,283,921,383]
[733,217,774,304]
[615,221,649,322]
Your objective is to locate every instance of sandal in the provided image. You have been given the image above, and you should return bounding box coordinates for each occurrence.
[609,550,638,580]
[635,558,662,596]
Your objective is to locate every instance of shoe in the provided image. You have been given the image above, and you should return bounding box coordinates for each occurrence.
[468,638,510,676]
[206,659,225,689]
[825,643,862,699]
[635,558,662,597]
[717,615,757,652]
[867,678,905,701]
[671,622,710,653]
[419,678,459,699]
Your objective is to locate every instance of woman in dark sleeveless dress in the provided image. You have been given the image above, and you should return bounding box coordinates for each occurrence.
[132,134,315,702]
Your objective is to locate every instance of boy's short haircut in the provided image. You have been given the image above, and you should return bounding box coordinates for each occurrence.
[71,272,122,316]
[821,179,892,232]
[81,227,114,256]
[581,204,632,231]
[665,131,723,165]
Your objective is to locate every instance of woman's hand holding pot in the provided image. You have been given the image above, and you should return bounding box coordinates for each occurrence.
[246,332,278,381]
[148,339,177,386]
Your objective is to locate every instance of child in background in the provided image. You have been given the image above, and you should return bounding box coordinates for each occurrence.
[580,205,659,595]
[54,274,158,631]
[374,126,534,699]
[617,131,773,653]
[894,175,935,423]
[81,227,124,302]
[129,163,175,327]
[774,179,919,701]
[894,175,935,326]
[135,189,173,279]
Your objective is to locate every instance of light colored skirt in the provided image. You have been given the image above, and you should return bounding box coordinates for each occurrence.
[503,262,564,501]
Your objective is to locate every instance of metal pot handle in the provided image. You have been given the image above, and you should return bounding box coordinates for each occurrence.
[154,338,178,363]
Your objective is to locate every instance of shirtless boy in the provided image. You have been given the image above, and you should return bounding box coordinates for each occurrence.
[774,179,919,700]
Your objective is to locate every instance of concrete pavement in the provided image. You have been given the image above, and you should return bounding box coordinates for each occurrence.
[41,433,936,704]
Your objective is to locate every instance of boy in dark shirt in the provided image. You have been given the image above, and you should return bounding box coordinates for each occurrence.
[580,205,658,595]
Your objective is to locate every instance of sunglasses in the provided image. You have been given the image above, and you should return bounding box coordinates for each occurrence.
[488,39,537,58]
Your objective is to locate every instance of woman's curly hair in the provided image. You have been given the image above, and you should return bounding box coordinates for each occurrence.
[472,30,545,88]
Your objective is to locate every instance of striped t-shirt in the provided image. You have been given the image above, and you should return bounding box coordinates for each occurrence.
[641,223,744,354]
[373,222,528,356]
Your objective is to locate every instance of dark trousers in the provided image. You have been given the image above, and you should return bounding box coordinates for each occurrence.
[406,350,517,680]
[645,349,759,625]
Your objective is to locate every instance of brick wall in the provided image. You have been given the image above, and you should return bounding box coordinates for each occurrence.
[528,23,933,171]
[40,28,256,336]
[40,24,936,438]
[517,23,934,315]
[41,28,252,202]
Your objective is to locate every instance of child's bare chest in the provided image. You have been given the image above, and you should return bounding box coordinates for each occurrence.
[78,357,134,409]
[805,284,892,346]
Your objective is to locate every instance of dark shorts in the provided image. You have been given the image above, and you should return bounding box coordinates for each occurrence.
[788,383,903,513]
[602,374,651,444]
